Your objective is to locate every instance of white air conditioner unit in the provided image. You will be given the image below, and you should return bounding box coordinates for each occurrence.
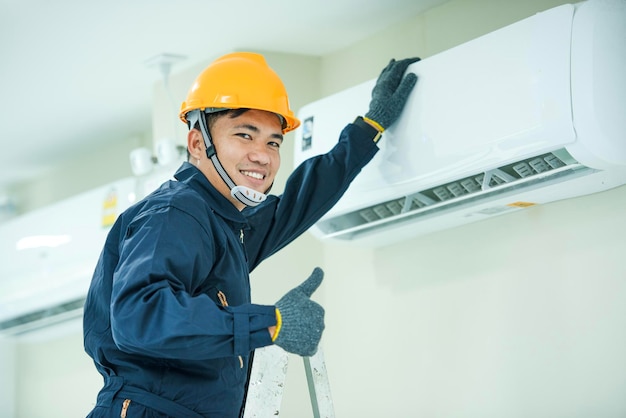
[293,0,626,247]
[0,170,173,336]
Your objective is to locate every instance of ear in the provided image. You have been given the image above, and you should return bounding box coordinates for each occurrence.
[187,129,204,160]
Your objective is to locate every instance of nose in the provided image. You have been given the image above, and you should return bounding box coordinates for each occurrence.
[247,142,270,165]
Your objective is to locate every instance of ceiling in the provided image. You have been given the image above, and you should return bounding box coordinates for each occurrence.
[0,0,449,200]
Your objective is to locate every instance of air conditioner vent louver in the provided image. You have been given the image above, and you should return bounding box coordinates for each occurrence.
[316,150,593,240]
[0,297,86,335]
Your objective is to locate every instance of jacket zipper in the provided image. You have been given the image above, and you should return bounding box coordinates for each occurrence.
[217,290,244,369]
[120,399,131,417]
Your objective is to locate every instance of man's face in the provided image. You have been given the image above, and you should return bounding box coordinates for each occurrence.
[199,109,283,209]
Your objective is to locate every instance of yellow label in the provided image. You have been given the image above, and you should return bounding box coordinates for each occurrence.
[102,196,117,209]
[102,188,118,227]
[101,213,117,227]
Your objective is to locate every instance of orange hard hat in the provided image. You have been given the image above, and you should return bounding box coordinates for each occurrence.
[179,52,300,133]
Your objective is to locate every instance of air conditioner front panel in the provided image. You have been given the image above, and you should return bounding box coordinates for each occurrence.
[294,4,577,217]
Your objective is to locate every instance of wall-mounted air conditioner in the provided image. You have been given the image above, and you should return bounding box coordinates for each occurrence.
[0,170,173,336]
[293,0,626,247]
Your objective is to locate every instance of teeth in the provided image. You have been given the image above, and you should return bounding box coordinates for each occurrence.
[242,170,264,180]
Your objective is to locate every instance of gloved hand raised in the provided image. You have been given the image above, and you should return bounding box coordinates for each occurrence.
[273,267,325,357]
[365,57,420,131]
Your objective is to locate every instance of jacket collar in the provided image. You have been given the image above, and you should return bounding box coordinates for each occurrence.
[174,162,248,225]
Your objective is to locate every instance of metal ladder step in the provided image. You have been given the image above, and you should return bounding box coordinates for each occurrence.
[242,345,335,418]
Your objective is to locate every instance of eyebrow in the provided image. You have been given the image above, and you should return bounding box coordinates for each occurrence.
[234,124,284,142]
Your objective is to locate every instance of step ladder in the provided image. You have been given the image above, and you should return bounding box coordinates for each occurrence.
[242,345,335,418]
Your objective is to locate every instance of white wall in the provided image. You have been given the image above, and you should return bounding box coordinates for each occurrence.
[14,322,102,417]
[7,0,626,417]
[323,187,626,417]
[0,337,16,417]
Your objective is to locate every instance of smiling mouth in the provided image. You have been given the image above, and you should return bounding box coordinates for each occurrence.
[241,170,265,180]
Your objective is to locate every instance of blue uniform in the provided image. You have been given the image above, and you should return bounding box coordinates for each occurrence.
[83,123,378,417]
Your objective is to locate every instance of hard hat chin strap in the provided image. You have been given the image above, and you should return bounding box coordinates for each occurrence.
[192,110,267,207]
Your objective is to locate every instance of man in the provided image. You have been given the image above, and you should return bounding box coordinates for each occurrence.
[83,52,418,417]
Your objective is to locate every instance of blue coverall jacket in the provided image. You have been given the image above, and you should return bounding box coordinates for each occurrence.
[83,122,378,417]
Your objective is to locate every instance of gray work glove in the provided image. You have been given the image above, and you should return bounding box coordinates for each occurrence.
[274,267,325,357]
[365,57,420,130]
